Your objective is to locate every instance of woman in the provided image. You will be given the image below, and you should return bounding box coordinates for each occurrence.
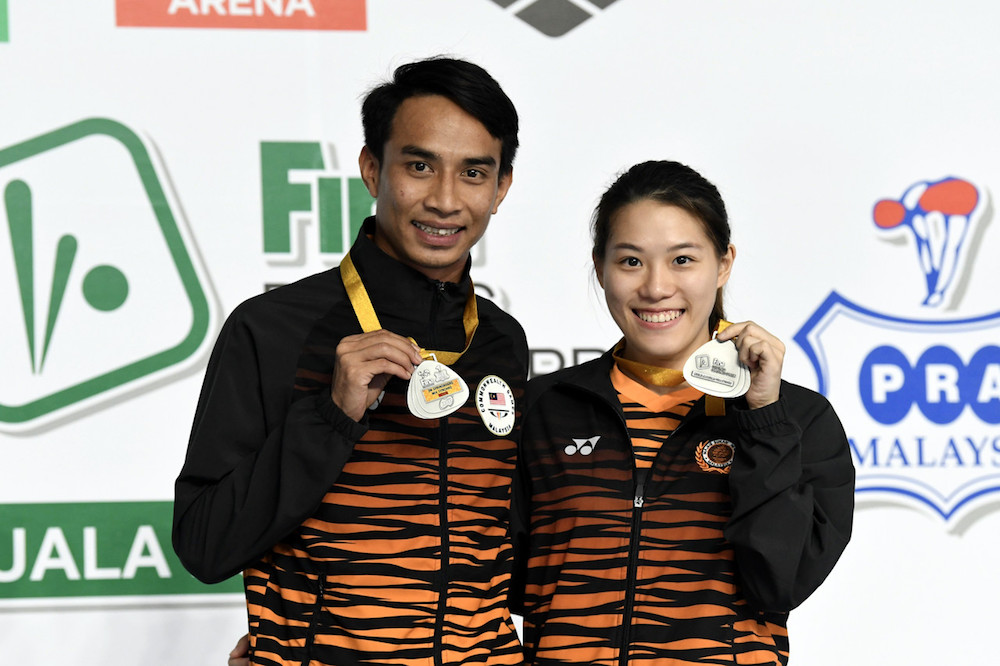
[511,160,855,665]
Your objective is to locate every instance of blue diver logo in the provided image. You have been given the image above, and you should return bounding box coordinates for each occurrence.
[872,177,982,308]
[795,177,999,524]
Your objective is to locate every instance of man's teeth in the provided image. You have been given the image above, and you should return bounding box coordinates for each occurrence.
[414,221,459,236]
[637,310,681,323]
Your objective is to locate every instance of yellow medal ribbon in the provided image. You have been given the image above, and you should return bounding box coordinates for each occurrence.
[339,251,478,365]
[612,320,733,415]
[612,339,686,387]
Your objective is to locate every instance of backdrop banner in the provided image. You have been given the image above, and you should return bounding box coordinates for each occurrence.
[2,2,998,664]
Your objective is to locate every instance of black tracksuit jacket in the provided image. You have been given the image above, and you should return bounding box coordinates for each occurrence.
[173,219,528,666]
[511,351,855,666]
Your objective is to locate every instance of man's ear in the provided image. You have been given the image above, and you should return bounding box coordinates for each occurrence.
[358,146,380,197]
[491,170,514,215]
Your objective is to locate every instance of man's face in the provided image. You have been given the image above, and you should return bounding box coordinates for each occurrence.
[359,94,513,283]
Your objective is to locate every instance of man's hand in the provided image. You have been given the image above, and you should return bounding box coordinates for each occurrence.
[228,634,249,666]
[715,320,785,409]
[331,330,424,421]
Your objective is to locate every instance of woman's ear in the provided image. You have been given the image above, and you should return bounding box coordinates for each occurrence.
[593,252,605,288]
[716,243,736,288]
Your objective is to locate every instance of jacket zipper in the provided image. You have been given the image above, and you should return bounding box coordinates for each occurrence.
[429,281,444,343]
[434,417,451,666]
[619,466,647,666]
[616,410,699,666]
[432,280,448,666]
[300,574,326,666]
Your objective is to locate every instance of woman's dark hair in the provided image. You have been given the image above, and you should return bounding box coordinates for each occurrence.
[592,160,732,333]
[361,57,519,176]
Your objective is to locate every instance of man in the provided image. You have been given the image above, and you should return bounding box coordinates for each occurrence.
[174,57,526,666]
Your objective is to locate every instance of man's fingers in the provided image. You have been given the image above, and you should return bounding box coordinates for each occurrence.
[332,330,427,420]
[343,356,417,384]
[338,330,423,366]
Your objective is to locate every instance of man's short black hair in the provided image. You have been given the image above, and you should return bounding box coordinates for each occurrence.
[361,57,519,176]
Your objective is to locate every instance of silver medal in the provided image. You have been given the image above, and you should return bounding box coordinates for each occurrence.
[406,356,469,419]
[683,337,751,398]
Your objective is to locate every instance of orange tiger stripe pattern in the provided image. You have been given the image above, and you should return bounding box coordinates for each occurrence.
[611,365,700,469]
[241,277,526,664]
[245,364,525,664]
[517,361,790,666]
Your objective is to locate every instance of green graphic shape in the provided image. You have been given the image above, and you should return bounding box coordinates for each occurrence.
[0,0,8,43]
[0,118,211,425]
[261,141,323,254]
[83,264,129,312]
[260,141,374,255]
[347,177,373,244]
[5,180,35,371]
[40,234,78,371]
[0,501,241,599]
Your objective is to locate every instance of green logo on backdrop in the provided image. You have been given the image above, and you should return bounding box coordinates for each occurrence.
[0,0,8,42]
[0,119,212,429]
[0,502,240,599]
[261,141,374,256]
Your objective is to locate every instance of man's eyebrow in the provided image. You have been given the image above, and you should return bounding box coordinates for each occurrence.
[399,146,497,169]
[401,146,439,161]
[462,155,497,168]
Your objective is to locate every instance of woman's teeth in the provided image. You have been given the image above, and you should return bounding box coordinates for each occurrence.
[637,310,681,323]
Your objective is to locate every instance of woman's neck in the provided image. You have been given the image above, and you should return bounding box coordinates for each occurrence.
[617,364,692,396]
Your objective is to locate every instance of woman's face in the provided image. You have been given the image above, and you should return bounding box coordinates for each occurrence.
[596,199,735,371]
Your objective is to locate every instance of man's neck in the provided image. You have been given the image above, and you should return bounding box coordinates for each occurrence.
[370,234,468,284]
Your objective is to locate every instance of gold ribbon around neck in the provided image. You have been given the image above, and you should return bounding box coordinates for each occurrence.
[612,339,686,387]
[339,251,478,365]
[612,320,733,415]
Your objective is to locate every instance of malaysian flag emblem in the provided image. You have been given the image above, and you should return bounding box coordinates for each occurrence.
[476,376,515,437]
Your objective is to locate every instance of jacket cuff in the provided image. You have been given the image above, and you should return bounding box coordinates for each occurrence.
[314,391,369,440]
[734,395,790,431]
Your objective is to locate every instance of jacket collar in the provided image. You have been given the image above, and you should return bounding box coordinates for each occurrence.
[550,350,621,408]
[547,348,720,420]
[345,217,472,351]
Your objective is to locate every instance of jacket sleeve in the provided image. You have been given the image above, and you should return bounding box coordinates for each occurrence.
[172,307,366,584]
[723,385,855,612]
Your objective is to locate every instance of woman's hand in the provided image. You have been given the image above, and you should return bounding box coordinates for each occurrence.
[716,321,785,409]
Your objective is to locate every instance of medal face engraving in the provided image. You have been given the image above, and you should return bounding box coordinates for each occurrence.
[683,338,750,398]
[475,375,515,436]
[406,359,468,419]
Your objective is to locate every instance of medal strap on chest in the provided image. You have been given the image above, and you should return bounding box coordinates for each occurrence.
[611,320,731,416]
[339,251,479,365]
